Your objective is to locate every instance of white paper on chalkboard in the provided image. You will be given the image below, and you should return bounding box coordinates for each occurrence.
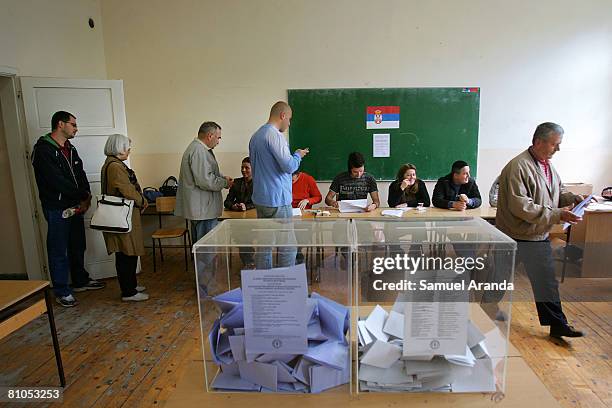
[373,134,390,157]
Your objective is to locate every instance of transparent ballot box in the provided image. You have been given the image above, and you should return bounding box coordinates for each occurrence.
[353,217,516,394]
[193,218,353,394]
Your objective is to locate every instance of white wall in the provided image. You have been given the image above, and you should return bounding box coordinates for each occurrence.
[0,0,107,78]
[100,0,611,204]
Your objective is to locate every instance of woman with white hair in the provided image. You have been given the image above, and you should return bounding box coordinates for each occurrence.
[101,134,150,301]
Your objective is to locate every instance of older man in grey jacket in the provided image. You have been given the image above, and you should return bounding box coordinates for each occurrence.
[496,122,584,339]
[175,122,232,243]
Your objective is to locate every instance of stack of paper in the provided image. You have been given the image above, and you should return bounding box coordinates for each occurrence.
[208,289,350,393]
[381,209,407,218]
[357,303,496,393]
[338,199,368,213]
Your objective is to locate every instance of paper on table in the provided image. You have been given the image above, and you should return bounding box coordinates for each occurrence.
[338,199,368,213]
[360,340,402,368]
[365,305,390,342]
[292,208,302,217]
[381,209,405,218]
[383,310,404,339]
[586,201,612,211]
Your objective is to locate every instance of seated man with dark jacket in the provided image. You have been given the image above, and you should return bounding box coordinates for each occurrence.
[224,157,254,211]
[432,160,482,210]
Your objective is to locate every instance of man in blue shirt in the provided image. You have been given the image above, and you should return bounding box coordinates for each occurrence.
[249,101,309,268]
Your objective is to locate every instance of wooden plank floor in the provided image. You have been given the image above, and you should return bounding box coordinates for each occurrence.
[0,249,610,408]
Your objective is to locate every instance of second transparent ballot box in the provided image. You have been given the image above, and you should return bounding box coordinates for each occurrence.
[353,217,516,394]
[193,218,353,394]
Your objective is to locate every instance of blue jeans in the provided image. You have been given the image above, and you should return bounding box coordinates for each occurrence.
[191,219,219,294]
[190,218,219,243]
[43,209,91,297]
[254,204,297,269]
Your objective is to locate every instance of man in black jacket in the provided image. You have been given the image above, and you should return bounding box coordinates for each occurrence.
[32,111,105,307]
[432,160,482,210]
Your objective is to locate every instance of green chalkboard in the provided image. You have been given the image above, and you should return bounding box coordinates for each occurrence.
[288,88,480,181]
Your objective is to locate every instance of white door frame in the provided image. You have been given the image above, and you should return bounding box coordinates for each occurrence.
[0,66,46,280]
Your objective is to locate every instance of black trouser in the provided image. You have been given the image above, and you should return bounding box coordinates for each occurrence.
[516,239,567,327]
[115,252,138,297]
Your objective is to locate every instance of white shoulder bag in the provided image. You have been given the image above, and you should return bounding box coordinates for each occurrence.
[90,162,135,233]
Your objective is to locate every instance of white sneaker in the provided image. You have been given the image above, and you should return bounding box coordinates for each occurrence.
[122,292,150,302]
[56,294,78,307]
[135,286,146,292]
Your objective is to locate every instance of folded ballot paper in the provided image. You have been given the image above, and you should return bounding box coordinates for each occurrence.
[208,288,350,393]
[357,301,496,393]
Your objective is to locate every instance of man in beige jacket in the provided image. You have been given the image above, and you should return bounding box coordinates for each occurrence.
[175,122,233,243]
[496,122,584,338]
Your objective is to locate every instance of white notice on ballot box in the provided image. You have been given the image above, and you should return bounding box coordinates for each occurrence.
[403,301,468,357]
[242,263,308,355]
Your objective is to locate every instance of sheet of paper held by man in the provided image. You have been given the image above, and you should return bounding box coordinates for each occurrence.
[242,263,308,355]
[563,193,594,230]
[338,199,368,213]
[403,301,469,357]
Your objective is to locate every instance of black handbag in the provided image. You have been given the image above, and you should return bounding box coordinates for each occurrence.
[159,176,178,196]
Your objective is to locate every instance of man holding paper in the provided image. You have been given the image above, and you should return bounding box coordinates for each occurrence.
[496,122,584,338]
[325,152,380,212]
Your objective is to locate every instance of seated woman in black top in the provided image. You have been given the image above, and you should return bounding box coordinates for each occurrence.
[387,163,431,208]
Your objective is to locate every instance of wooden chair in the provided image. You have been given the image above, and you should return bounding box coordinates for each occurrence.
[151,196,192,272]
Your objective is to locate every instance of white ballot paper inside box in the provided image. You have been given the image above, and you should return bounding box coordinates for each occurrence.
[242,263,309,355]
[338,199,368,213]
[403,300,469,357]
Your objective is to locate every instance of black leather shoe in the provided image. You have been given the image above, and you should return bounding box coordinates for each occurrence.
[550,324,584,338]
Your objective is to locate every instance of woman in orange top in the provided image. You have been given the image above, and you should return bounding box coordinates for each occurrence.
[291,170,322,209]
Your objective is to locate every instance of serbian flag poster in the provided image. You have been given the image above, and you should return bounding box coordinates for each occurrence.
[366,106,400,129]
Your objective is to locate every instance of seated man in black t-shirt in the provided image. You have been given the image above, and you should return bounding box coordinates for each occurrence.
[325,152,380,211]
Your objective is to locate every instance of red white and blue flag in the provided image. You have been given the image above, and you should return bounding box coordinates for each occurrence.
[366,106,400,129]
